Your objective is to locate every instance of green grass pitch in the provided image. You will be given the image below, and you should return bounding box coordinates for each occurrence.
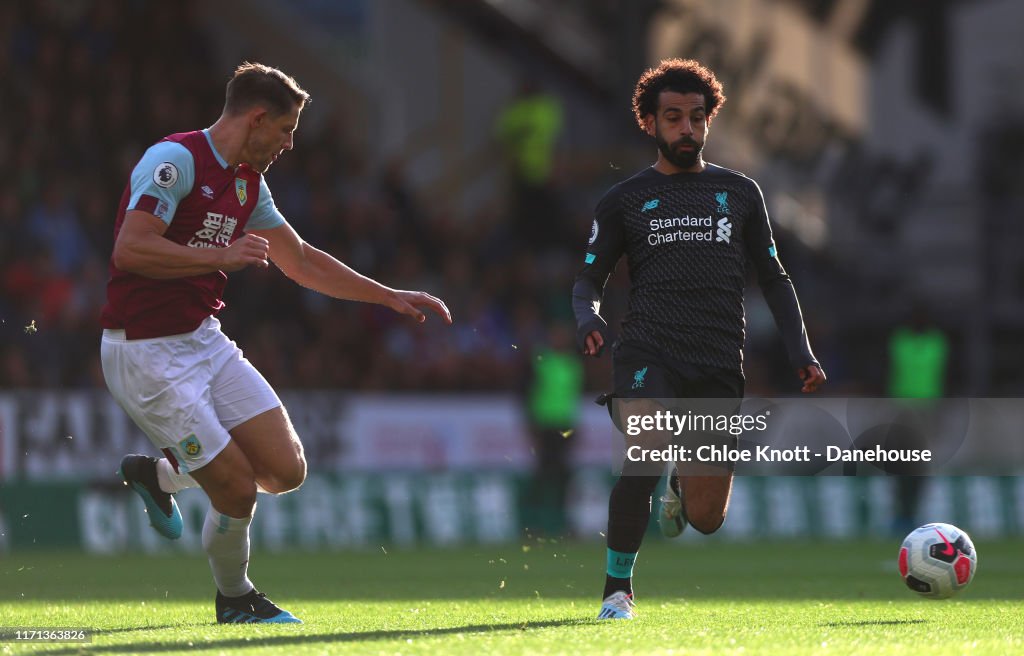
[1,539,1021,655]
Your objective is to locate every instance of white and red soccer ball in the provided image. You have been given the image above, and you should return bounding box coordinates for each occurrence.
[898,523,977,599]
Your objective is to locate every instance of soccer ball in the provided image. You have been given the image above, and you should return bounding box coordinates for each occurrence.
[898,523,977,599]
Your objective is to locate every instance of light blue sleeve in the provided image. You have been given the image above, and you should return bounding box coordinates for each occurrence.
[127,141,195,224]
[246,177,287,231]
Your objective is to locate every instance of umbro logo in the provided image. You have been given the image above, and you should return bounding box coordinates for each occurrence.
[201,185,214,199]
[641,199,659,212]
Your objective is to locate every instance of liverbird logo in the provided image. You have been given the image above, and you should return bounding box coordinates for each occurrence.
[715,191,729,214]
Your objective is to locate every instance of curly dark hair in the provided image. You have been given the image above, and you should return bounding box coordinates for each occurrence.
[631,58,726,131]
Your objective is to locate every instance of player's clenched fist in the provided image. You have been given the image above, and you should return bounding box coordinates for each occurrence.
[220,233,270,271]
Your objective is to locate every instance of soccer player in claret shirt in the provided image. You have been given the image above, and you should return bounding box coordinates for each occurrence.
[101,63,451,624]
[572,59,826,620]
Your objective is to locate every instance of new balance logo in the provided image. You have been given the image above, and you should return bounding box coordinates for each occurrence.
[716,218,732,243]
[641,199,659,212]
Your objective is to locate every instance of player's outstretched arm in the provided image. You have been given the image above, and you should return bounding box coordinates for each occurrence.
[744,181,825,392]
[113,210,270,279]
[252,222,452,324]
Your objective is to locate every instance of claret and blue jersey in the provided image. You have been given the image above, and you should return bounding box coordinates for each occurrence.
[126,129,283,230]
[100,130,286,339]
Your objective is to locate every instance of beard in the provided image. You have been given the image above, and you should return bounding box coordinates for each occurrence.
[246,135,277,172]
[656,132,703,170]
[254,150,279,173]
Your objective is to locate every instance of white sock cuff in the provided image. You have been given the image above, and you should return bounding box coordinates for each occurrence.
[156,458,199,494]
[205,506,255,533]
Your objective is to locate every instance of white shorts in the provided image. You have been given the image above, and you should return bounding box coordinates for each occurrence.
[100,316,281,473]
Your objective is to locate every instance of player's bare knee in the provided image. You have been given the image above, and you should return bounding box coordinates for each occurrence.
[283,454,308,490]
[288,455,308,490]
[688,509,726,535]
[274,460,307,493]
[217,478,258,517]
[257,456,306,494]
[275,431,306,491]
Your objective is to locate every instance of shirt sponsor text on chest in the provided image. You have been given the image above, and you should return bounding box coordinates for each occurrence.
[648,215,715,245]
[188,212,239,249]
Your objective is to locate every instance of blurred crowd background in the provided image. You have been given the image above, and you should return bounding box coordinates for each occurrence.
[1,0,1022,398]
[2,0,1024,549]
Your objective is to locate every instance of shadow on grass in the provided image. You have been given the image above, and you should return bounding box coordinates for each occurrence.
[91,625,181,635]
[822,619,928,627]
[8,546,1024,602]
[32,618,587,655]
